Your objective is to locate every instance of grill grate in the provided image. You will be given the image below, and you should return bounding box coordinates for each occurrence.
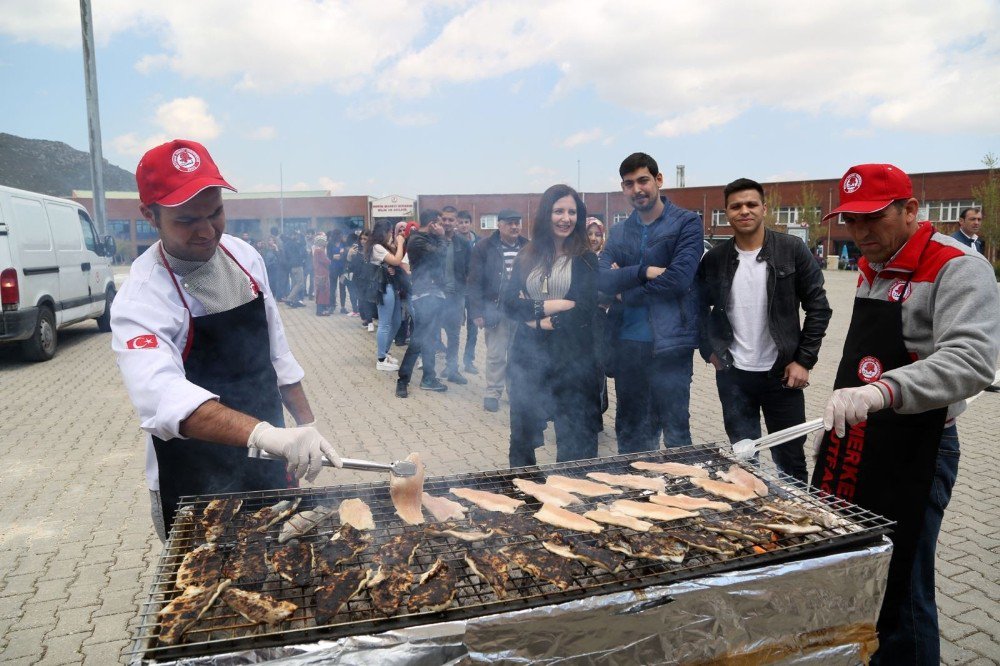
[129,443,892,663]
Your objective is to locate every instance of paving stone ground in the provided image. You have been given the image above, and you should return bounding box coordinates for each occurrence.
[0,268,997,664]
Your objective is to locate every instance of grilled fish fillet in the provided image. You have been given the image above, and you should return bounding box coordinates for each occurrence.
[544,475,623,497]
[238,498,301,538]
[649,493,732,512]
[390,453,425,525]
[374,532,422,568]
[690,477,756,502]
[424,524,495,542]
[176,543,224,590]
[464,551,509,599]
[534,503,603,533]
[221,534,268,582]
[513,478,581,507]
[157,579,229,645]
[700,517,777,545]
[408,559,459,612]
[450,487,525,514]
[315,569,371,624]
[221,586,297,625]
[542,534,625,573]
[267,541,315,586]
[172,505,197,540]
[503,544,580,591]
[421,492,467,522]
[630,461,710,478]
[605,532,688,564]
[608,499,697,523]
[316,524,372,576]
[750,516,823,535]
[468,509,547,537]
[201,499,243,542]
[717,464,769,497]
[670,528,740,556]
[278,504,336,543]
[339,498,375,531]
[582,509,654,532]
[761,498,844,529]
[586,472,666,493]
[368,564,413,615]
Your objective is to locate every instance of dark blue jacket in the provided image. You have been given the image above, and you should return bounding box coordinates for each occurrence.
[598,197,702,355]
[951,230,984,254]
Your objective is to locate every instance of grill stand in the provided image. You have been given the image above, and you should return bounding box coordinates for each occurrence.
[137,537,891,665]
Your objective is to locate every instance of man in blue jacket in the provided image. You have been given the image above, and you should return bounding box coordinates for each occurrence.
[951,207,984,254]
[599,153,703,452]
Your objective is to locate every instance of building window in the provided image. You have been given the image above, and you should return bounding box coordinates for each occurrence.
[711,210,729,226]
[925,200,978,223]
[229,219,260,238]
[480,214,498,230]
[107,219,131,239]
[136,220,158,239]
[282,218,310,233]
[776,206,798,226]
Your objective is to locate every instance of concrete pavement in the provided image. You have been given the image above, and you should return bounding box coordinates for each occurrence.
[0,268,997,664]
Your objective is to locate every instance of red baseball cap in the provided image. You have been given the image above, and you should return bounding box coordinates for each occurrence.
[136,139,236,207]
[822,163,912,221]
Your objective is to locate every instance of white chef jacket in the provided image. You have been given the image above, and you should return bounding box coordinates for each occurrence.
[111,234,304,491]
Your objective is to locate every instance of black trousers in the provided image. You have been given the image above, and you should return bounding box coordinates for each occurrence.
[612,341,693,452]
[715,366,808,482]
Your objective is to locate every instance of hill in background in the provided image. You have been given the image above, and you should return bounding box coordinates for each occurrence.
[0,132,136,197]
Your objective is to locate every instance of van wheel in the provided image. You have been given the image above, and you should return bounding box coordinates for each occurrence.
[22,305,57,362]
[96,286,116,332]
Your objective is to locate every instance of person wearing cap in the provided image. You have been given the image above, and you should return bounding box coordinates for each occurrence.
[111,139,342,541]
[467,209,529,412]
[951,207,985,254]
[813,163,999,664]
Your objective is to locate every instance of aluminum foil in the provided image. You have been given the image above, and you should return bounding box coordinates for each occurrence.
[144,538,891,666]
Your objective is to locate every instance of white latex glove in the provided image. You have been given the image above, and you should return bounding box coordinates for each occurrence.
[247,422,343,482]
[822,385,886,438]
[811,429,824,460]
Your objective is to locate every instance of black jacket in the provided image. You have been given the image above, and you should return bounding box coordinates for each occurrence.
[466,231,529,326]
[697,229,832,376]
[406,230,446,297]
[444,234,472,295]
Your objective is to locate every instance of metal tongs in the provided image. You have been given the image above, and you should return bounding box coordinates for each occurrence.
[258,452,418,477]
[730,418,825,461]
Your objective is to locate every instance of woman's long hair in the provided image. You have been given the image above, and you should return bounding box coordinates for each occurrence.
[364,219,393,260]
[518,184,590,278]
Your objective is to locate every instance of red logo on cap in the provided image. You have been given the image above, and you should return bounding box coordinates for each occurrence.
[887,279,911,303]
[857,355,882,383]
[126,334,159,350]
[171,148,201,173]
[843,173,862,193]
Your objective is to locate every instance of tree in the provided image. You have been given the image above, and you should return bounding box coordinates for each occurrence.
[971,152,1000,262]
[763,186,783,232]
[797,183,824,246]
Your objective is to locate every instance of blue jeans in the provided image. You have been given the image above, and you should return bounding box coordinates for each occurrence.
[715,367,808,483]
[375,285,402,359]
[398,296,444,384]
[873,425,960,665]
[612,341,693,452]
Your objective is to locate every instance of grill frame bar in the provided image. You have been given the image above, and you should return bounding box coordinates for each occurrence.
[129,443,893,663]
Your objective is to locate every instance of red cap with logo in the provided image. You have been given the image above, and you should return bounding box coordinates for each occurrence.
[136,139,236,207]
[821,163,912,222]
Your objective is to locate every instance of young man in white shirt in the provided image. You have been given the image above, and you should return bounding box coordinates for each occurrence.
[696,178,832,482]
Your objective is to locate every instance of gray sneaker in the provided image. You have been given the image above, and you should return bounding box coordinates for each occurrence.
[484,397,499,412]
[419,378,448,392]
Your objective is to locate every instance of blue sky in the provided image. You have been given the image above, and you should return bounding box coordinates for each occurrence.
[1,1,997,197]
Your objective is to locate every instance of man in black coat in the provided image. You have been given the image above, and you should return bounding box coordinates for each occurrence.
[697,178,832,482]
[439,206,473,384]
[951,207,985,254]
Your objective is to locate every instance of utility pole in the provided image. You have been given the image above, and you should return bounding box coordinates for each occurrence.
[79,0,107,235]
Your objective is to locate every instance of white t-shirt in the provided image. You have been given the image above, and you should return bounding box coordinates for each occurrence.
[370,244,390,264]
[727,247,779,372]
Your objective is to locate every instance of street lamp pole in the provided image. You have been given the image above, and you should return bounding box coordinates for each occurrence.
[79,0,107,235]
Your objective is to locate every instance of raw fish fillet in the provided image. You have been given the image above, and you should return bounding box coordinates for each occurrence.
[582,509,654,532]
[450,487,525,514]
[608,499,697,523]
[649,493,732,512]
[339,498,375,531]
[390,453,425,525]
[512,478,581,507]
[534,503,603,533]
[630,461,710,478]
[421,493,467,522]
[585,472,665,493]
[691,477,756,502]
[544,475,623,497]
[717,464,769,497]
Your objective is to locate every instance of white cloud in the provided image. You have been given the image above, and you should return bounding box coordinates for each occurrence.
[560,128,605,149]
[110,97,220,158]
[248,126,276,140]
[318,177,346,193]
[649,107,743,138]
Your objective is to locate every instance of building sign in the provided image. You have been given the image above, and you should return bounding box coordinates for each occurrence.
[371,195,415,218]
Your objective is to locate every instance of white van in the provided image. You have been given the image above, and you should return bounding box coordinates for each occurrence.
[0,185,116,361]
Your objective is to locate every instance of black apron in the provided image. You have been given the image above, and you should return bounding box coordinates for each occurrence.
[811,242,946,644]
[153,244,291,532]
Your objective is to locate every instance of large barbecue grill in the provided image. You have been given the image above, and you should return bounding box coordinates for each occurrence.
[128,443,893,664]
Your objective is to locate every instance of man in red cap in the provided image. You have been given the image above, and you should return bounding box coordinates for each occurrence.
[813,164,999,664]
[111,139,342,541]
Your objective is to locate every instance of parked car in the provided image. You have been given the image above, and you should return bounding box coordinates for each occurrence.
[0,185,116,361]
